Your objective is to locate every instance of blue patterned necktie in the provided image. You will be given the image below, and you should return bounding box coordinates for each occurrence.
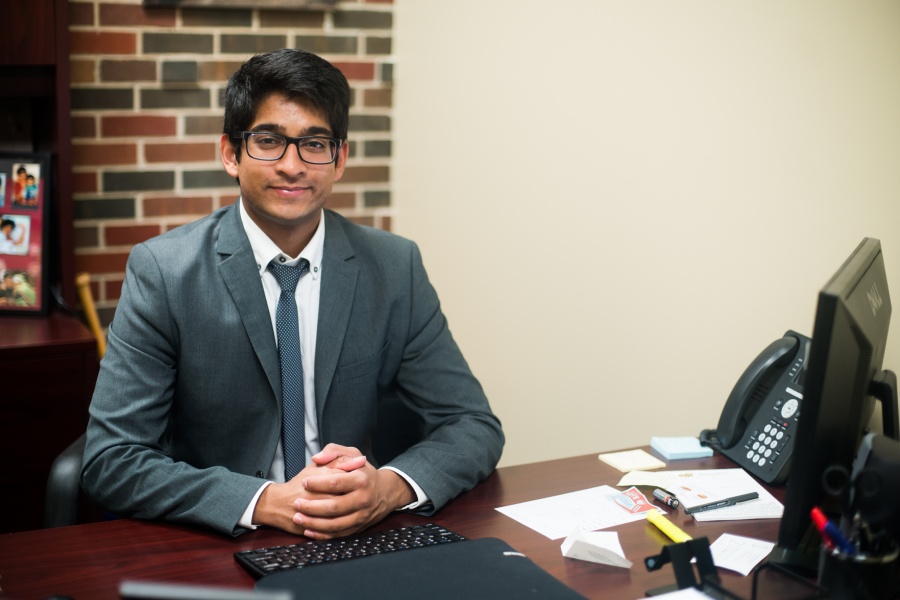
[268,259,310,481]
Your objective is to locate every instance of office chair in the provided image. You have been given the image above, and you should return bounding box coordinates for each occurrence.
[43,273,105,528]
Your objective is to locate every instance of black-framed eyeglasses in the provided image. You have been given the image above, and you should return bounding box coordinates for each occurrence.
[237,131,342,164]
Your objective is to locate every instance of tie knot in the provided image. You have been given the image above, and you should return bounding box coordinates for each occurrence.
[268,259,310,293]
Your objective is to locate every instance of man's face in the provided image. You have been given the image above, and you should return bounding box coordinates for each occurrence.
[1,225,12,236]
[221,93,348,234]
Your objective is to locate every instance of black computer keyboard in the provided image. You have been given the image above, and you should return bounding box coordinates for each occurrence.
[234,523,468,578]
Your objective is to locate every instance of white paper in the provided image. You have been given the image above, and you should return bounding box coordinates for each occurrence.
[706,534,775,576]
[598,449,666,472]
[495,485,664,540]
[561,528,633,568]
[639,588,715,600]
[617,470,679,488]
[617,469,783,521]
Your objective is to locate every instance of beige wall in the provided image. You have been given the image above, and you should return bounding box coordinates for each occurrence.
[393,1,900,467]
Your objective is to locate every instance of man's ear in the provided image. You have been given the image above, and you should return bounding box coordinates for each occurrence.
[220,134,240,177]
[332,140,350,182]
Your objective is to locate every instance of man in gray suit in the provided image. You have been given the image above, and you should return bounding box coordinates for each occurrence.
[82,49,504,539]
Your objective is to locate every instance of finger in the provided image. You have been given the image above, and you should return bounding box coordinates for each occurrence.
[325,455,367,472]
[301,470,367,496]
[311,443,363,465]
[293,509,365,536]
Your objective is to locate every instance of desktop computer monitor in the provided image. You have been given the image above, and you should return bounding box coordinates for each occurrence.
[769,237,898,571]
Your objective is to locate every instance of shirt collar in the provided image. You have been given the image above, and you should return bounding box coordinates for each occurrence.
[238,198,325,279]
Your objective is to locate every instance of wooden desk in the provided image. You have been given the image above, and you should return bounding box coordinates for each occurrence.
[0,449,800,600]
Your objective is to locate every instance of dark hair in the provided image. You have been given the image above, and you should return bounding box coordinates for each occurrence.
[223,49,351,161]
[16,167,26,175]
[1,219,14,229]
[25,175,34,181]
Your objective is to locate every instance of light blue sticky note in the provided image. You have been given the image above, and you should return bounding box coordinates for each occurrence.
[650,436,714,460]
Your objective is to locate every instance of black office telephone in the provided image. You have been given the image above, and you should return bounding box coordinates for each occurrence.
[700,330,811,485]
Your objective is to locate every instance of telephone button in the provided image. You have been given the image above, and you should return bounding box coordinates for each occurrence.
[752,455,760,464]
[747,450,755,460]
[764,449,772,458]
[776,431,784,440]
[758,433,766,442]
[782,399,799,419]
[775,400,783,407]
[764,436,772,445]
[759,458,767,466]
[770,440,778,449]
[752,441,760,450]
[764,424,772,433]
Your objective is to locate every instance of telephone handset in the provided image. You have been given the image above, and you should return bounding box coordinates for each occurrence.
[700,330,811,485]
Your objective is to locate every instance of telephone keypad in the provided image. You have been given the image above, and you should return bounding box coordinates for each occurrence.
[742,419,792,472]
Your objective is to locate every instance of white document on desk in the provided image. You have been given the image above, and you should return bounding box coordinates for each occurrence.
[617,469,783,521]
[705,533,775,576]
[495,485,664,540]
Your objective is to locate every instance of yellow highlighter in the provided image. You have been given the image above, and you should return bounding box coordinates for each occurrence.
[646,510,692,543]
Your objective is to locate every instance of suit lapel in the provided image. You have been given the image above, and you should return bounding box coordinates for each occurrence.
[315,210,359,423]
[216,204,282,403]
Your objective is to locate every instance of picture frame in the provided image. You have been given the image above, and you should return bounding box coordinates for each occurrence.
[0,151,51,316]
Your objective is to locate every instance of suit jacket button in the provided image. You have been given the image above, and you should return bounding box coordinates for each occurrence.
[255,470,264,478]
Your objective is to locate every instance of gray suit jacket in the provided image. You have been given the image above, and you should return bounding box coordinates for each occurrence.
[82,205,504,536]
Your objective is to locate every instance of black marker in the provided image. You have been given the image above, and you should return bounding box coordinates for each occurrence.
[653,488,680,509]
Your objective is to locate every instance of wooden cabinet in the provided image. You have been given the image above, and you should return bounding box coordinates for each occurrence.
[0,0,91,534]
[0,314,99,533]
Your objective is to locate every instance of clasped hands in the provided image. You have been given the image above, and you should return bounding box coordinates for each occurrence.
[254,443,415,540]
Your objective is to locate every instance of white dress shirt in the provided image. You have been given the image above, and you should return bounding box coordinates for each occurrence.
[236,200,429,529]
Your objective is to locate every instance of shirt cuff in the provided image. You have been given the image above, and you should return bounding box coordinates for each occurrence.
[380,466,432,511]
[238,481,273,530]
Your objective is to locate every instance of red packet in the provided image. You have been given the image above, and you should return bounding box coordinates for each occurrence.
[610,486,658,514]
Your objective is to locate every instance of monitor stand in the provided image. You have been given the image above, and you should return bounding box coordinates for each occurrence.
[768,524,821,575]
[871,370,898,441]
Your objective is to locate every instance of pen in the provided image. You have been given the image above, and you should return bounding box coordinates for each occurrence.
[811,506,856,556]
[652,489,680,509]
[683,492,759,515]
[647,510,692,543]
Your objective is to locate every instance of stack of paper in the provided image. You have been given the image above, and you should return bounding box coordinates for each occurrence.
[650,437,714,460]
[598,449,666,472]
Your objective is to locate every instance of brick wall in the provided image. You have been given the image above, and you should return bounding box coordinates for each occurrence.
[68,0,394,325]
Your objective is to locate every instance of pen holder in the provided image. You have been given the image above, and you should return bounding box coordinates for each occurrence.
[817,542,899,600]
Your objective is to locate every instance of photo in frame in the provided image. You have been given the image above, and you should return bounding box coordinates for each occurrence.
[0,152,51,315]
